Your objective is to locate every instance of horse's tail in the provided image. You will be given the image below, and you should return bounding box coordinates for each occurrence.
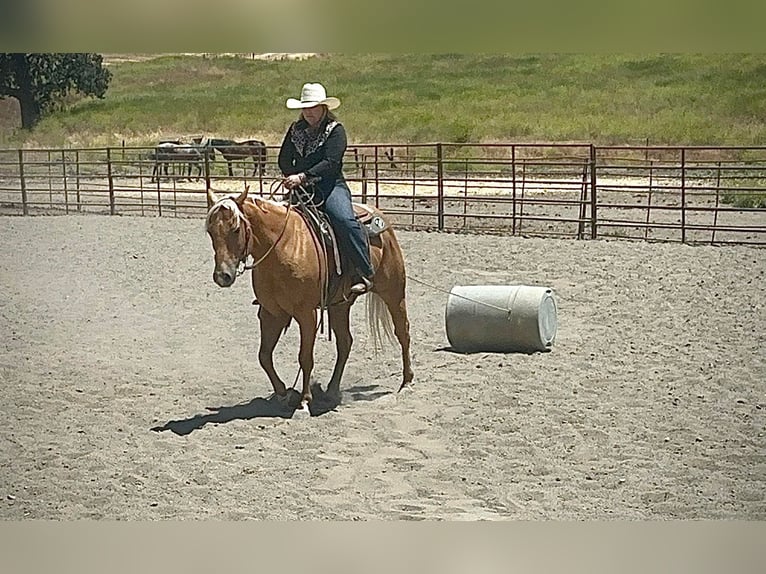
[366,293,395,352]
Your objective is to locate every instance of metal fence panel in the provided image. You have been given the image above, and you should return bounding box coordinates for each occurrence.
[1,143,764,245]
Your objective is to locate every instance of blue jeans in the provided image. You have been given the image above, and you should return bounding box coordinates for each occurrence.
[321,181,374,278]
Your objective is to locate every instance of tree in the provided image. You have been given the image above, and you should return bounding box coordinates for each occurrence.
[0,53,112,130]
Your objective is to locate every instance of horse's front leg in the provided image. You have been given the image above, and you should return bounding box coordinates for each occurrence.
[257,307,290,398]
[327,303,353,401]
[295,308,318,414]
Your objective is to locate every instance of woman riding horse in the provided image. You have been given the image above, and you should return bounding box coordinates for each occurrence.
[278,83,374,297]
[205,82,413,417]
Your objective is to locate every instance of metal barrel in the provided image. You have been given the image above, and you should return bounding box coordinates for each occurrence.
[445,285,557,353]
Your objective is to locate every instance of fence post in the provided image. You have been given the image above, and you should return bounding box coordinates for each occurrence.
[437,143,444,230]
[107,147,115,215]
[578,161,588,240]
[204,150,211,206]
[680,147,686,244]
[711,160,722,245]
[644,159,654,240]
[47,150,53,207]
[410,147,416,228]
[61,150,69,214]
[156,163,163,217]
[75,150,82,211]
[590,144,597,239]
[511,145,517,235]
[18,149,28,216]
[462,158,468,229]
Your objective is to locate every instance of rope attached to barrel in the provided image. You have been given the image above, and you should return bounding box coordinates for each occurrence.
[406,275,516,317]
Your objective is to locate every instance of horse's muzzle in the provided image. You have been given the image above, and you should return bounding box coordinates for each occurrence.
[213,268,236,287]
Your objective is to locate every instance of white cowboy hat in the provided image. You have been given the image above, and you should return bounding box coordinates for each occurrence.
[286,82,341,110]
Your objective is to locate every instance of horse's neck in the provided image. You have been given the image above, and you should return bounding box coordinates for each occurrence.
[241,199,290,251]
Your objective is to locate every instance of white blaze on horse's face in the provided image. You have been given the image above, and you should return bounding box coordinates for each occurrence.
[206,198,248,288]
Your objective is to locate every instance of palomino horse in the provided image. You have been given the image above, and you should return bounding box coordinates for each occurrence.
[205,186,413,416]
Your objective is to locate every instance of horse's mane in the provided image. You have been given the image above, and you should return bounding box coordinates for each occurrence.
[205,196,247,231]
[205,195,287,232]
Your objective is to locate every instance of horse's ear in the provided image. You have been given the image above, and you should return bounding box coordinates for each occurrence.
[235,184,249,205]
[207,188,220,207]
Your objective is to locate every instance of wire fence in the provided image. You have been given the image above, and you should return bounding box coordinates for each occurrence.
[1,142,764,245]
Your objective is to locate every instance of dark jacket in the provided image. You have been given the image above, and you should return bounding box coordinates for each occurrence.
[278,117,347,198]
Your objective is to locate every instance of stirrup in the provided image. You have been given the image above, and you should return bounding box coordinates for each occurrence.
[349,276,373,295]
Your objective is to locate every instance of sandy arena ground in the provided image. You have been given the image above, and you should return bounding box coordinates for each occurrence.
[0,213,764,520]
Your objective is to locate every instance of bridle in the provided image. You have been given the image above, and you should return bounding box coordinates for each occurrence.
[235,199,292,277]
[233,213,253,276]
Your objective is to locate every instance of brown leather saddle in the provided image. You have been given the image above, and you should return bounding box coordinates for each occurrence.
[296,201,388,278]
[250,198,385,311]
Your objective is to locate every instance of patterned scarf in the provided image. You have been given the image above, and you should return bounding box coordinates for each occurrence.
[290,119,339,157]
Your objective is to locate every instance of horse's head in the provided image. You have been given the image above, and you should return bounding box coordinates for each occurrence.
[205,186,251,288]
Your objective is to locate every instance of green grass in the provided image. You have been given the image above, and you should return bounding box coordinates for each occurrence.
[3,53,766,148]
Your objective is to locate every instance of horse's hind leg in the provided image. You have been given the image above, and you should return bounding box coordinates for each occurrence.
[379,290,414,391]
[257,307,291,398]
[326,303,353,400]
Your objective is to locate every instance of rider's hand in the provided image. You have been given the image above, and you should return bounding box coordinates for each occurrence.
[283,173,305,190]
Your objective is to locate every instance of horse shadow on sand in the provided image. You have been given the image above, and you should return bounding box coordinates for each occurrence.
[151,381,391,436]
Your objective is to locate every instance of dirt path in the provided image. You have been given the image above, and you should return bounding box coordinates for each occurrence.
[0,214,763,519]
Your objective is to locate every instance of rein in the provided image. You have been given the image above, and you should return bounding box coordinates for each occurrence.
[237,199,292,276]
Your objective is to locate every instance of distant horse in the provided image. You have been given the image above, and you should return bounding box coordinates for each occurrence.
[204,138,267,177]
[205,186,413,416]
[150,141,213,182]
